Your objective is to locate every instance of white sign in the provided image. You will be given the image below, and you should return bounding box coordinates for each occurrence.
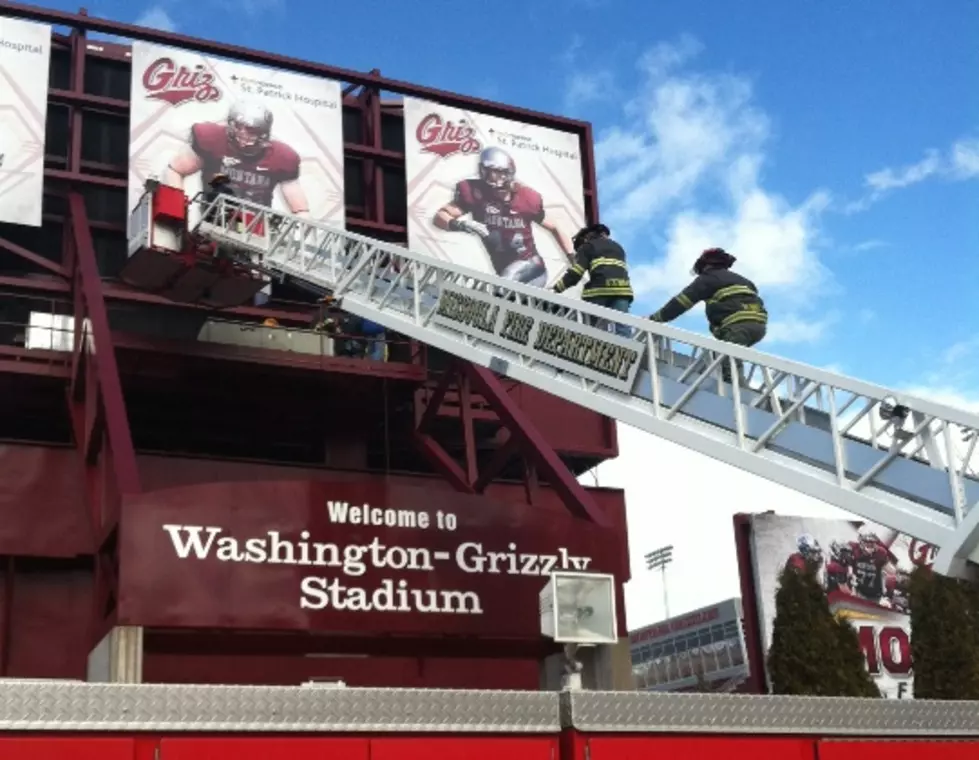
[748,513,929,698]
[128,42,345,233]
[160,501,595,616]
[402,96,585,292]
[431,283,642,392]
[0,18,51,227]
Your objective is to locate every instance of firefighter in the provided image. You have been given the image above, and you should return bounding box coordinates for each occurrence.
[648,248,767,382]
[201,172,238,229]
[552,223,633,337]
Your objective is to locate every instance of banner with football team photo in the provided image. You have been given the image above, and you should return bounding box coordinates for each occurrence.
[402,97,586,291]
[0,17,51,227]
[746,513,939,699]
[128,42,345,233]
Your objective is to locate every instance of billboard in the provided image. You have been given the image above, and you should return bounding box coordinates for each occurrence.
[629,598,748,692]
[402,97,585,290]
[0,17,51,228]
[745,513,935,699]
[117,479,627,639]
[127,42,344,231]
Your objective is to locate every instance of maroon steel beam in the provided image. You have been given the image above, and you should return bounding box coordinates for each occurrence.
[412,361,607,523]
[0,273,319,325]
[472,432,519,492]
[3,0,591,131]
[582,123,600,223]
[462,363,609,525]
[0,236,66,277]
[68,191,141,495]
[0,359,70,378]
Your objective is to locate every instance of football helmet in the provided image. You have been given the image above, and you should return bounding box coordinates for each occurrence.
[227,100,273,157]
[478,147,516,198]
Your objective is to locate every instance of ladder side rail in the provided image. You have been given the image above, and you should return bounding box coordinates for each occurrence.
[186,195,979,565]
[193,195,979,503]
[336,289,958,547]
[228,191,979,431]
[191,194,979,473]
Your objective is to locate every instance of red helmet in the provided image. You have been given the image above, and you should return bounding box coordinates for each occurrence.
[692,248,736,275]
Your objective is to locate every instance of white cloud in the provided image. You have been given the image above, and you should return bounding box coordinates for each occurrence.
[764,312,837,345]
[588,35,831,326]
[846,134,979,212]
[565,70,617,110]
[850,239,887,252]
[135,6,177,31]
[560,37,617,111]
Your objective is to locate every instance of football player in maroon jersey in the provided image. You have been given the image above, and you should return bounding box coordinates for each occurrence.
[432,147,575,286]
[787,533,824,574]
[163,100,310,217]
[846,531,897,602]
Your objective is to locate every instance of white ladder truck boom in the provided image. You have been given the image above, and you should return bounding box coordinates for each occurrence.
[126,188,979,579]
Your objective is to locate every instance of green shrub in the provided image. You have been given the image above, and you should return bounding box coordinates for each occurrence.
[767,559,880,697]
[909,565,979,699]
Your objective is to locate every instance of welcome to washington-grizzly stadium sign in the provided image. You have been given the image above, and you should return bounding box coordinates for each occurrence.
[163,500,595,615]
[118,480,626,638]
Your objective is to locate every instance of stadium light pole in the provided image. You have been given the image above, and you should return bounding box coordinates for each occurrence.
[645,545,674,619]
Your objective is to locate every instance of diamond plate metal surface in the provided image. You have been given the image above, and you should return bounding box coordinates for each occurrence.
[561,692,979,736]
[0,682,559,733]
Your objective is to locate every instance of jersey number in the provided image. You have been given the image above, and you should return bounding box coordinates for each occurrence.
[511,232,527,255]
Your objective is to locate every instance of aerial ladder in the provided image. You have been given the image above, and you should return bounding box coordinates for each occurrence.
[124,184,979,579]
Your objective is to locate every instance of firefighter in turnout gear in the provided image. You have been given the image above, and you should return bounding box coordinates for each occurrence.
[553,223,633,337]
[649,248,767,382]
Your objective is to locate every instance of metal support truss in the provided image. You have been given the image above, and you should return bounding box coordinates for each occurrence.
[185,194,979,573]
[413,360,608,525]
[67,192,141,637]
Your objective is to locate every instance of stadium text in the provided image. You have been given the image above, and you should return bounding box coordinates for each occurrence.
[161,525,593,615]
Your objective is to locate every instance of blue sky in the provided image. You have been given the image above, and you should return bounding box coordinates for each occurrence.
[54,0,978,621]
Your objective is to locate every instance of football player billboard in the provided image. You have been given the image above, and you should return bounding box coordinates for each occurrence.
[745,513,937,699]
[0,17,51,228]
[128,42,345,232]
[402,97,585,290]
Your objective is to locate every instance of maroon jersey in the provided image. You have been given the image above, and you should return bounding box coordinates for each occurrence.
[786,552,808,572]
[190,122,300,207]
[453,179,545,274]
[825,560,850,593]
[848,542,892,600]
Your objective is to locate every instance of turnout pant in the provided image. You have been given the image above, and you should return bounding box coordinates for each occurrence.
[713,321,766,384]
[584,296,632,338]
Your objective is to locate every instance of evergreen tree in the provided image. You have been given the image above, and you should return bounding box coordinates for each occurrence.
[767,559,880,697]
[909,565,979,699]
[832,615,881,697]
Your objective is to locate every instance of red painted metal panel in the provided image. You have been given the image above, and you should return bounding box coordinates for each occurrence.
[818,741,979,760]
[585,736,816,760]
[371,737,557,760]
[0,737,136,759]
[117,478,624,638]
[0,446,92,556]
[160,737,369,760]
[5,565,93,678]
[142,649,541,689]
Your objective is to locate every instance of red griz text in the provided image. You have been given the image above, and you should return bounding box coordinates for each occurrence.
[908,539,938,567]
[857,625,911,676]
[416,113,481,157]
[143,58,222,106]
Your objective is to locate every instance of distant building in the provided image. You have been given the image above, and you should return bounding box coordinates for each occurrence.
[628,598,749,692]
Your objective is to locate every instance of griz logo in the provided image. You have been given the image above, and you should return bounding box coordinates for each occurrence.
[416,113,481,158]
